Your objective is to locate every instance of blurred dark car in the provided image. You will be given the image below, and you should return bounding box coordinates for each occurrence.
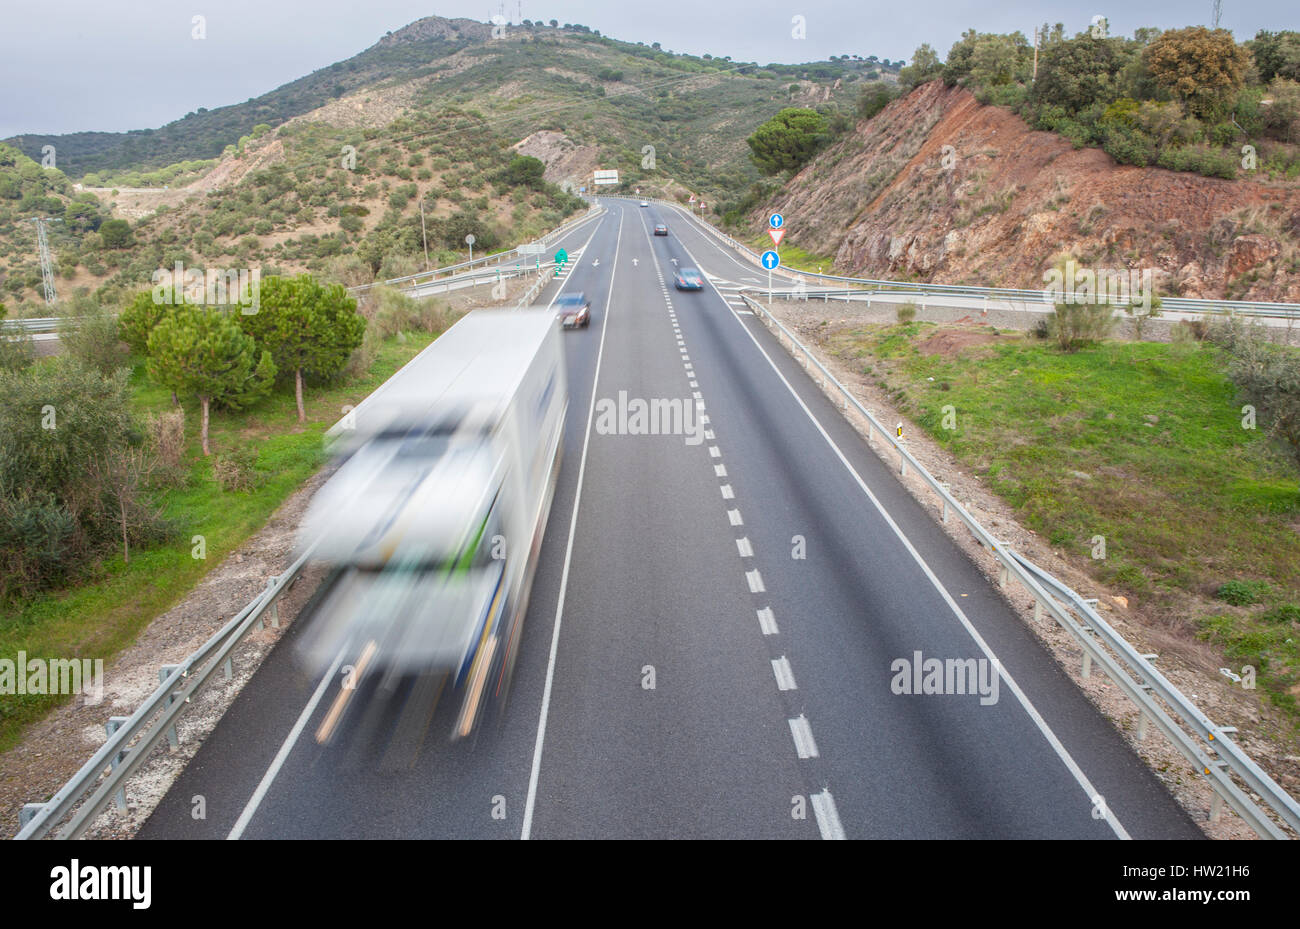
[555,292,591,328]
[654,224,668,236]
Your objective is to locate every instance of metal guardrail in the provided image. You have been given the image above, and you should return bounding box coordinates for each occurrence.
[739,289,1300,839]
[645,196,1300,321]
[349,201,603,295]
[15,548,314,840]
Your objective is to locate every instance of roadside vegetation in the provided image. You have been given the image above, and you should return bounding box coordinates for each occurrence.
[898,25,1300,181]
[0,285,455,752]
[823,316,1300,724]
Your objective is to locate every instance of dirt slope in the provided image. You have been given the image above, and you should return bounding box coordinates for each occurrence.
[763,82,1300,302]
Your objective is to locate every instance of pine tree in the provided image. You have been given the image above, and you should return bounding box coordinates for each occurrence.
[147,307,276,455]
[241,274,365,422]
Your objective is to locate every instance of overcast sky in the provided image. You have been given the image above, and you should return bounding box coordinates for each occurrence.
[1,1,1294,138]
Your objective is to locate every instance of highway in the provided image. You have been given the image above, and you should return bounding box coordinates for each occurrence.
[139,198,1202,840]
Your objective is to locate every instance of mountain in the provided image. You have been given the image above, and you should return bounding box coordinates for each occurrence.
[0,17,892,310]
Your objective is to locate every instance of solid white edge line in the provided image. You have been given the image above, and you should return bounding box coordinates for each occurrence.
[671,214,1132,840]
[228,646,347,840]
[520,207,626,840]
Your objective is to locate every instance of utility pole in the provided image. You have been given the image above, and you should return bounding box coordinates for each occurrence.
[1032,26,1040,83]
[419,200,430,270]
[31,217,59,306]
[1212,0,1222,28]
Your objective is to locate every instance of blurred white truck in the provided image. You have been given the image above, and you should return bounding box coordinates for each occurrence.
[296,309,567,737]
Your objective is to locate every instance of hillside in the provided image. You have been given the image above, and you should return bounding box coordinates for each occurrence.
[5,18,883,187]
[760,81,1300,302]
[0,17,891,310]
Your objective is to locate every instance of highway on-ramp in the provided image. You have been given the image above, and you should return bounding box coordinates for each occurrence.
[139,198,1201,840]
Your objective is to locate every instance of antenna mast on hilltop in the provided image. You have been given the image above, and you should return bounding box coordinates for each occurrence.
[1212,0,1222,27]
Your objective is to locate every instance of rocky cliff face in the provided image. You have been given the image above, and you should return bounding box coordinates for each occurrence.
[762,82,1300,302]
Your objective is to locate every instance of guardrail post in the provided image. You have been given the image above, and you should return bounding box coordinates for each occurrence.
[224,654,234,681]
[1082,649,1093,679]
[267,577,280,628]
[105,717,130,812]
[1033,599,1042,623]
[998,560,1008,589]
[1210,789,1224,823]
[158,665,182,750]
[19,804,45,828]
[1136,711,1149,741]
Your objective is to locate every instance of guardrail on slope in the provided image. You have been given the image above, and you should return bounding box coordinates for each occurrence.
[644,196,1300,321]
[15,548,315,840]
[349,201,603,295]
[738,289,1300,840]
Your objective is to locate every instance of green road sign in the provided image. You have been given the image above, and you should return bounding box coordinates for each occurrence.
[555,248,568,265]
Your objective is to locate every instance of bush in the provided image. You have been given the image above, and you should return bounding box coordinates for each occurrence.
[896,302,917,323]
[1216,579,1274,605]
[1047,302,1116,351]
[59,297,128,376]
[145,407,187,485]
[1261,604,1300,625]
[213,446,259,492]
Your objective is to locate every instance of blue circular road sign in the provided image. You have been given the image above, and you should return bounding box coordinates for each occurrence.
[761,250,780,270]
[769,213,784,229]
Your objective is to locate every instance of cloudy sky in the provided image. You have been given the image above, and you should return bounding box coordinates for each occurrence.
[1,0,1293,138]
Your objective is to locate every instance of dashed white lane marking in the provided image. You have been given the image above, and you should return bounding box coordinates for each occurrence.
[771,656,797,691]
[682,354,690,362]
[721,484,735,500]
[811,789,846,840]
[727,508,743,525]
[699,414,709,424]
[692,391,702,400]
[704,430,714,440]
[756,607,779,635]
[689,380,698,387]
[736,537,754,557]
[715,464,728,477]
[736,310,755,316]
[708,446,721,458]
[745,568,764,592]
[789,715,819,758]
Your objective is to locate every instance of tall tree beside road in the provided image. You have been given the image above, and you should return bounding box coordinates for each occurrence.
[147,306,276,455]
[240,275,365,422]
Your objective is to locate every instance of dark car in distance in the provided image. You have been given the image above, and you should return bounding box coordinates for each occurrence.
[654,223,668,236]
[555,292,591,328]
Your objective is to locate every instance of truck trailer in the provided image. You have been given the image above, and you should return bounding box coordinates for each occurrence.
[296,309,567,737]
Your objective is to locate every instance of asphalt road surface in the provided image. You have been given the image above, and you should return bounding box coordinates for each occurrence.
[140,199,1202,840]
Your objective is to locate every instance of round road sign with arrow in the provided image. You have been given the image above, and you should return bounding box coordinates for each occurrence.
[769,213,784,229]
[761,250,780,269]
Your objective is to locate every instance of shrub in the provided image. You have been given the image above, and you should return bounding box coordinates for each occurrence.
[1047,302,1115,351]
[1261,604,1300,625]
[145,407,187,484]
[896,302,917,323]
[60,297,128,375]
[213,446,259,492]
[1216,579,1274,605]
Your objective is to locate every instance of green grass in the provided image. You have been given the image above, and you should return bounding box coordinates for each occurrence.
[824,323,1300,723]
[0,331,439,753]
[745,238,837,275]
